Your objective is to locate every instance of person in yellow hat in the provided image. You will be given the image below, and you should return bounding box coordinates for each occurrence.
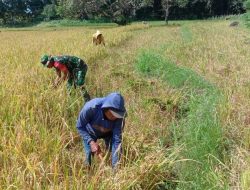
[92,30,105,46]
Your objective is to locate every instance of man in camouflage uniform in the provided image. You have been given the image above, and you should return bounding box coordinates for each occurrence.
[40,54,90,101]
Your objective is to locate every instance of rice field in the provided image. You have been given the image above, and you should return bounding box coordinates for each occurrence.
[0,20,249,189]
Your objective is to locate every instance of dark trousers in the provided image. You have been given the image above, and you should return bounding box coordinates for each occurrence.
[83,135,112,166]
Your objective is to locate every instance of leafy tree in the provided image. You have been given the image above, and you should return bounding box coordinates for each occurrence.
[162,0,188,23]
[0,0,247,25]
[0,1,6,18]
[228,0,245,14]
[0,0,47,24]
[42,4,57,20]
[1,0,26,24]
[244,0,250,11]
[26,0,48,17]
[85,0,144,25]
[56,0,88,19]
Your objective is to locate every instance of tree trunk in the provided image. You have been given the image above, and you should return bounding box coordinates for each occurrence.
[165,8,169,25]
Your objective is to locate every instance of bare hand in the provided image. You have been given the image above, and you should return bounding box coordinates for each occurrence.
[90,141,101,154]
[52,79,60,89]
[52,82,58,89]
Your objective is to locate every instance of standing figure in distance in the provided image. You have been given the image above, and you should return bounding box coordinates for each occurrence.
[92,30,105,46]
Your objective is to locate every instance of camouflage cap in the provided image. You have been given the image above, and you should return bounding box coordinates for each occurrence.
[41,54,49,65]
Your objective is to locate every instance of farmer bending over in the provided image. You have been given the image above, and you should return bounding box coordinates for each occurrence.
[40,55,90,101]
[92,30,105,46]
[76,92,126,169]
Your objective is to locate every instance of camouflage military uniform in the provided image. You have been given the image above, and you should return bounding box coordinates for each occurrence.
[52,56,87,86]
[51,55,90,101]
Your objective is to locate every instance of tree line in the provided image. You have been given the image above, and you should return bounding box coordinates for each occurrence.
[0,0,249,25]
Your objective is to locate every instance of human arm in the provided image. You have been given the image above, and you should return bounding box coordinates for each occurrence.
[53,63,69,88]
[53,69,61,88]
[76,105,95,144]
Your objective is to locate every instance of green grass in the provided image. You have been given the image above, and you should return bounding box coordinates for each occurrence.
[1,19,249,189]
[229,12,250,28]
[243,12,250,27]
[181,26,193,43]
[36,19,117,28]
[136,50,211,90]
[136,50,228,189]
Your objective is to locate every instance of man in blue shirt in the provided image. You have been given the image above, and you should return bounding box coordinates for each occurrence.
[76,92,126,168]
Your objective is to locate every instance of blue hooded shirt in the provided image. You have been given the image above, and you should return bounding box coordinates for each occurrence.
[76,92,126,167]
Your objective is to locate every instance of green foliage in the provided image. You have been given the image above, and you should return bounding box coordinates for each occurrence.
[161,0,188,23]
[162,0,188,8]
[0,19,249,189]
[36,19,116,27]
[136,50,210,89]
[0,0,248,26]
[113,15,128,26]
[240,7,250,27]
[136,50,227,189]
[84,0,136,25]
[180,25,193,43]
[245,0,250,10]
[42,4,57,21]
[56,0,87,19]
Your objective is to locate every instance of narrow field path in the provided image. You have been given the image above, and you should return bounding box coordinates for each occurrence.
[82,25,184,189]
[2,21,248,189]
[87,23,232,189]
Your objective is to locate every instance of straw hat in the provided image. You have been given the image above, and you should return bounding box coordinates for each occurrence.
[93,30,102,38]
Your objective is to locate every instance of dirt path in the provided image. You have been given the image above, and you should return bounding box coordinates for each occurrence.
[88,25,181,93]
